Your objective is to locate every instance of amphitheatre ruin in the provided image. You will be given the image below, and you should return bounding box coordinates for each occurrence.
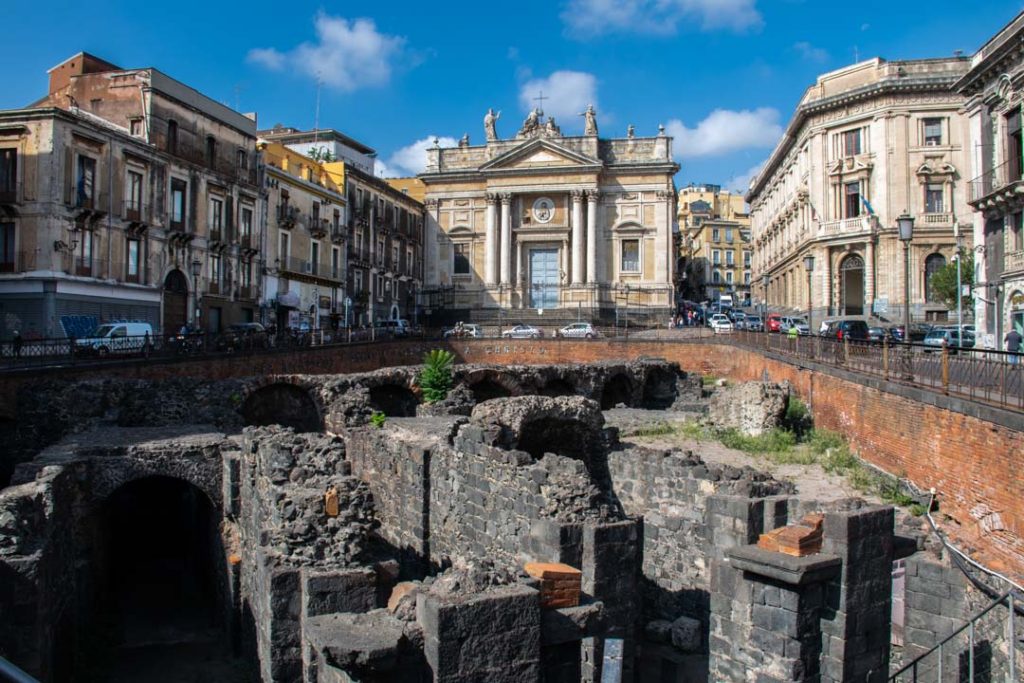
[0,337,1021,682]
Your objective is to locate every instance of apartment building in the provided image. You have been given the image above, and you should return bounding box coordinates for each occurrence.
[676,185,752,306]
[0,52,262,339]
[747,57,971,327]
[259,141,346,331]
[959,11,1024,347]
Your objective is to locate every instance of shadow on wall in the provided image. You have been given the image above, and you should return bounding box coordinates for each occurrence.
[601,374,633,410]
[540,378,577,397]
[241,383,323,433]
[368,384,420,418]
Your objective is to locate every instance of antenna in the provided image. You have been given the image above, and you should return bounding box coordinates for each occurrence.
[313,72,322,145]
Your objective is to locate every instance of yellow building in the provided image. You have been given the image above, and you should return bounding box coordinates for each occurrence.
[676,185,752,306]
[260,141,347,330]
[386,177,426,203]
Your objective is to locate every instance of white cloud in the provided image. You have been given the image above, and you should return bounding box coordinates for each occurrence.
[562,0,762,38]
[666,108,782,158]
[518,71,598,125]
[793,41,829,63]
[723,161,766,194]
[247,13,406,92]
[378,136,459,177]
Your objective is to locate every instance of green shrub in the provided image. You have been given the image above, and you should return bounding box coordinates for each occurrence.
[909,504,928,517]
[717,427,796,454]
[820,446,858,474]
[370,411,386,429]
[678,421,712,441]
[782,396,813,440]
[419,349,455,404]
[626,421,678,437]
[808,429,845,454]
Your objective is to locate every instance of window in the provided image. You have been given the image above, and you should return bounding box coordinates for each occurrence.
[842,128,862,157]
[744,271,751,285]
[712,228,720,242]
[312,201,320,224]
[333,209,341,231]
[925,183,944,214]
[740,230,751,243]
[923,118,943,146]
[712,270,721,284]
[129,119,143,137]
[170,178,186,228]
[209,197,223,238]
[332,247,341,279]
[126,170,143,217]
[621,239,640,272]
[76,155,96,208]
[726,271,734,284]
[392,245,399,268]
[77,231,94,276]
[166,120,178,154]
[0,222,14,272]
[0,149,16,198]
[311,241,320,276]
[725,228,734,243]
[377,274,384,300]
[744,250,752,267]
[210,253,222,288]
[712,249,721,265]
[454,243,470,275]
[237,149,247,170]
[352,270,362,293]
[240,206,253,239]
[279,232,290,262]
[126,238,140,282]
[241,260,253,289]
[844,181,861,219]
[726,250,735,266]
[205,136,217,167]
[924,254,947,302]
[1012,212,1024,252]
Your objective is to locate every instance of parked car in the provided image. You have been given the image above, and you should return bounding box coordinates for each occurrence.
[780,317,810,335]
[709,314,733,334]
[502,324,543,339]
[766,314,783,333]
[75,322,155,356]
[557,322,600,339]
[216,322,270,351]
[443,323,483,339]
[730,311,748,329]
[866,326,899,344]
[923,329,975,352]
[821,319,869,341]
[745,316,764,332]
[891,323,932,343]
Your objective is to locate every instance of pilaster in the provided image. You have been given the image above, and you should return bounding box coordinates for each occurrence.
[572,190,584,285]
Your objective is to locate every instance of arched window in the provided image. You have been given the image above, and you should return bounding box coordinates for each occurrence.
[925,253,946,303]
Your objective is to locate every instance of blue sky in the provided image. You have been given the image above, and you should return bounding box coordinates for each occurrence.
[3,1,1022,189]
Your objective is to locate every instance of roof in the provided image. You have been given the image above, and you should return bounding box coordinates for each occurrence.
[259,126,376,156]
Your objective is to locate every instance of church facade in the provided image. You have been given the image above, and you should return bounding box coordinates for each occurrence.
[418,108,678,322]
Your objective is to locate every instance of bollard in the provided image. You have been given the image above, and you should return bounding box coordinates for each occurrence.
[941,344,950,394]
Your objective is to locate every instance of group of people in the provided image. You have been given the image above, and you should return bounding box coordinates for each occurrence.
[668,310,701,328]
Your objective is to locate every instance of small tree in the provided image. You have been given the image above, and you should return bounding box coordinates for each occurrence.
[928,251,974,313]
[419,349,454,404]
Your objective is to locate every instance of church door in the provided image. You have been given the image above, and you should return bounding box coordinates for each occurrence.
[529,248,559,310]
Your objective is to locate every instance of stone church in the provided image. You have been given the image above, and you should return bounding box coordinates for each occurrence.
[419,106,679,322]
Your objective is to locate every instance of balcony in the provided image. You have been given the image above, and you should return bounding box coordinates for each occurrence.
[0,181,21,205]
[72,258,108,278]
[239,233,256,251]
[309,218,328,239]
[969,159,1023,206]
[207,281,222,296]
[1005,249,1024,275]
[330,229,346,244]
[277,206,300,229]
[0,250,40,273]
[122,199,148,223]
[348,246,369,264]
[820,217,870,235]
[921,213,953,226]
[238,285,255,300]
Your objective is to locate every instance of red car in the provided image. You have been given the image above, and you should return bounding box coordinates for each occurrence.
[766,314,782,333]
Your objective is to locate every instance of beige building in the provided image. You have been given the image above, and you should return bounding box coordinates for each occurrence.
[676,185,751,306]
[258,141,346,331]
[0,52,262,339]
[747,57,972,327]
[958,11,1024,348]
[418,109,678,322]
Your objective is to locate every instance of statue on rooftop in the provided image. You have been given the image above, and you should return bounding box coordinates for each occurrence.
[484,108,501,142]
[580,104,598,136]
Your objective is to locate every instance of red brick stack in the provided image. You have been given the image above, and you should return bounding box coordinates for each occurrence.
[524,562,582,608]
[757,513,825,557]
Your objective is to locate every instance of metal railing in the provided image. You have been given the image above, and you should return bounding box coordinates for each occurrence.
[889,591,1020,682]
[729,331,1024,410]
[970,159,1021,203]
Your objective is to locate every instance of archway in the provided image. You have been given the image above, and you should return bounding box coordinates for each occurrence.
[87,476,241,681]
[162,269,189,336]
[642,367,677,409]
[469,378,512,403]
[600,374,633,409]
[924,253,946,303]
[368,383,419,417]
[540,378,576,397]
[242,383,322,432]
[840,255,865,316]
[516,416,592,465]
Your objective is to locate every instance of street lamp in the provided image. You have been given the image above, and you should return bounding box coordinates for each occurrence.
[803,255,815,334]
[898,212,915,343]
[761,273,769,330]
[190,257,202,329]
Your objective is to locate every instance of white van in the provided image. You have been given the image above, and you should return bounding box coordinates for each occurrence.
[75,322,154,356]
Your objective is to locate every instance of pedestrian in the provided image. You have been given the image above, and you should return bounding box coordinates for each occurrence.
[1004,328,1022,365]
[12,330,22,359]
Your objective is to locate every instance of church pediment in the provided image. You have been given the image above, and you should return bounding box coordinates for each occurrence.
[479,138,602,174]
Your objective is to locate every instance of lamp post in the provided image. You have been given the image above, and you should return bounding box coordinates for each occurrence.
[898,212,915,343]
[190,257,202,330]
[762,273,770,331]
[803,255,815,335]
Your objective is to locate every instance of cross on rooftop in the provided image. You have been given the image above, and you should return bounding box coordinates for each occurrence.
[533,91,548,113]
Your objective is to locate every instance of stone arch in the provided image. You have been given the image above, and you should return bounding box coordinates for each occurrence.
[517,415,593,463]
[540,377,577,397]
[367,382,420,417]
[241,381,323,432]
[463,369,525,404]
[162,268,189,336]
[924,253,947,303]
[641,366,678,409]
[600,373,633,409]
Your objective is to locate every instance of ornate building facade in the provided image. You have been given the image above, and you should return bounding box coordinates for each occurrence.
[747,57,972,326]
[0,52,262,339]
[418,108,678,322]
[958,11,1024,348]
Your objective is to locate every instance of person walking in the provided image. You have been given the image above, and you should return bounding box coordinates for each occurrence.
[1004,328,1022,365]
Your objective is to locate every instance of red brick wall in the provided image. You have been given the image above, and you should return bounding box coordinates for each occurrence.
[3,338,1022,576]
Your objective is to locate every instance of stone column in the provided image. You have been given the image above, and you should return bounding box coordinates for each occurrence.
[586,190,599,285]
[822,249,832,316]
[500,194,512,285]
[572,190,584,285]
[865,239,875,311]
[485,194,498,286]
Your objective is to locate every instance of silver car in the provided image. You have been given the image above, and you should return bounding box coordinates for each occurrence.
[558,322,599,339]
[502,324,543,339]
